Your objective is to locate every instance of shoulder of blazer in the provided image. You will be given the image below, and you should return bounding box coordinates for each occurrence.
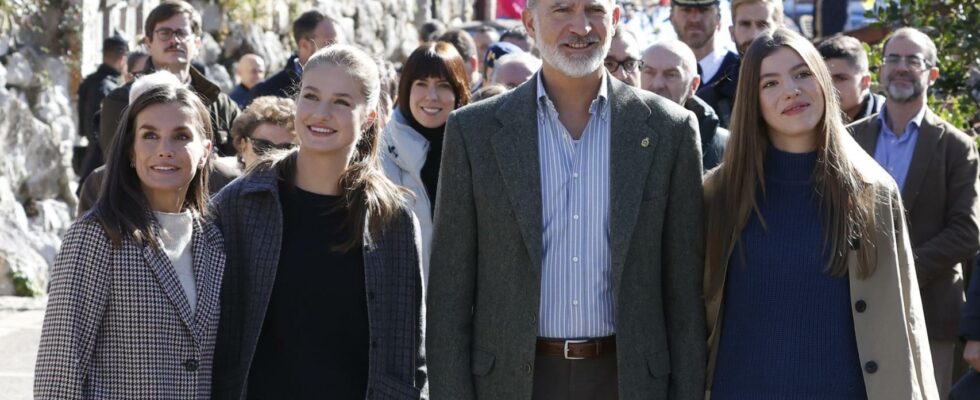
[923,109,975,148]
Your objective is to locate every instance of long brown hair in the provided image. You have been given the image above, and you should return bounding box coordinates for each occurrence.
[704,28,877,299]
[274,44,410,252]
[94,84,213,247]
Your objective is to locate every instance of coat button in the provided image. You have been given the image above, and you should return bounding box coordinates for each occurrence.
[854,300,867,313]
[864,361,878,373]
[522,363,533,375]
[184,359,199,371]
[529,313,537,324]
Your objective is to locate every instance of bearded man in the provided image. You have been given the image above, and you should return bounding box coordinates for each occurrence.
[425,0,707,397]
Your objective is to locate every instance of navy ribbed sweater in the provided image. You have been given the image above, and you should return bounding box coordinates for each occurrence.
[711,147,867,400]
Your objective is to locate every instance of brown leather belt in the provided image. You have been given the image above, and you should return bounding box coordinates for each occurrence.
[536,336,616,360]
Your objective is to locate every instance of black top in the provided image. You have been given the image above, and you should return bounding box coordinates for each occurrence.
[402,105,445,209]
[246,183,369,399]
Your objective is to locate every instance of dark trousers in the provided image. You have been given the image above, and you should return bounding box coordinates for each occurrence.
[531,348,618,400]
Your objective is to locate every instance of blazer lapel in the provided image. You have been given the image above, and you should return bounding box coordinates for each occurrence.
[190,219,225,341]
[901,110,944,210]
[490,79,544,271]
[852,117,880,155]
[607,78,655,290]
[142,236,197,343]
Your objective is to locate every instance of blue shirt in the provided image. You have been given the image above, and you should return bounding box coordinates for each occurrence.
[536,73,614,339]
[873,105,926,190]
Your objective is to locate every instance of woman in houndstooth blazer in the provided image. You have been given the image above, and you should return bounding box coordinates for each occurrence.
[34,79,226,399]
[209,45,426,399]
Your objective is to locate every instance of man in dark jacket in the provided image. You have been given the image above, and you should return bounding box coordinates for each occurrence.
[671,0,739,128]
[76,36,127,183]
[642,40,729,171]
[817,34,886,123]
[98,0,239,158]
[244,10,344,106]
[229,53,265,109]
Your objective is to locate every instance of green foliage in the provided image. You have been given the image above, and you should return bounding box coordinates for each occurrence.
[217,0,273,30]
[7,265,37,297]
[869,0,980,134]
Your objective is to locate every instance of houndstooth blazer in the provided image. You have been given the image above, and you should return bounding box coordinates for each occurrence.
[34,212,226,399]
[208,157,427,400]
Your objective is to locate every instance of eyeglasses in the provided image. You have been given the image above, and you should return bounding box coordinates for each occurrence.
[883,54,932,71]
[604,58,643,73]
[154,27,194,42]
[250,138,297,156]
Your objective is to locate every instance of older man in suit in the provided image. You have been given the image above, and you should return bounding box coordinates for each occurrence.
[849,27,980,398]
[425,0,706,397]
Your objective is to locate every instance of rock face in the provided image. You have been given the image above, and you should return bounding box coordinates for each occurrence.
[0,50,77,296]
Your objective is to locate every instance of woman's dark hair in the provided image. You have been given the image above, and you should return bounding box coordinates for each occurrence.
[94,84,213,247]
[397,41,471,119]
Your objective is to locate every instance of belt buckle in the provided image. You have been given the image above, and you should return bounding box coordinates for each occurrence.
[563,339,589,360]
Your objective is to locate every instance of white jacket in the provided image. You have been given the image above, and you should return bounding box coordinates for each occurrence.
[381,108,434,283]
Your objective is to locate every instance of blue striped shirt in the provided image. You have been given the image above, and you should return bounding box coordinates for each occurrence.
[536,74,615,338]
[873,105,925,190]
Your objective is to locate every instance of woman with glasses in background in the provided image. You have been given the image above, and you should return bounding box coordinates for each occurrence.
[228,96,298,171]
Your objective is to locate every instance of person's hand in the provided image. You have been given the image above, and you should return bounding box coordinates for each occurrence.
[963,340,980,370]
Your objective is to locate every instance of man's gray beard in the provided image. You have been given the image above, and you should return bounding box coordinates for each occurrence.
[885,78,924,103]
[534,20,610,78]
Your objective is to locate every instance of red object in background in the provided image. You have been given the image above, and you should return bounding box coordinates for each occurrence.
[497,0,526,19]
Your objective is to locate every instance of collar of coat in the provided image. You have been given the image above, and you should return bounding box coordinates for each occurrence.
[383,108,431,173]
[143,58,223,106]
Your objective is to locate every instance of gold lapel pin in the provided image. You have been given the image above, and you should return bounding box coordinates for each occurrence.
[640,137,650,148]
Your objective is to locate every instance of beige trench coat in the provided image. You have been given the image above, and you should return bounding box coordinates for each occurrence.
[703,146,939,400]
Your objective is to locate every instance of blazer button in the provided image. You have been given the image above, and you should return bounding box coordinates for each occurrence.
[854,300,867,313]
[522,363,533,375]
[864,361,878,374]
[529,313,537,324]
[184,359,199,372]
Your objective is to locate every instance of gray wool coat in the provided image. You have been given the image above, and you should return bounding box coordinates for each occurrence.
[426,73,707,400]
[208,156,427,400]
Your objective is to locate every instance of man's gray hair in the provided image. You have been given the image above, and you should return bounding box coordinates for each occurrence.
[883,27,938,67]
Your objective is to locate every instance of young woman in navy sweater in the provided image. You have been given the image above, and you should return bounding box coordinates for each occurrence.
[703,28,938,400]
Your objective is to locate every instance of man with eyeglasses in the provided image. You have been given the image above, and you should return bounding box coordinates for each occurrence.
[848,27,980,398]
[670,0,739,128]
[98,0,239,159]
[604,26,643,88]
[641,39,728,171]
[246,10,344,107]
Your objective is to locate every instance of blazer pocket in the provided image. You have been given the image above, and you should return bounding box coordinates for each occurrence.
[471,348,496,377]
[646,349,671,378]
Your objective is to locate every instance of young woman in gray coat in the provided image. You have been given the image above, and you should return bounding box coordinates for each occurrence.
[209,45,426,399]
[35,76,225,399]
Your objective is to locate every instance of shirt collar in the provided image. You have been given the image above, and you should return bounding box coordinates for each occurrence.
[536,71,609,121]
[877,103,927,137]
